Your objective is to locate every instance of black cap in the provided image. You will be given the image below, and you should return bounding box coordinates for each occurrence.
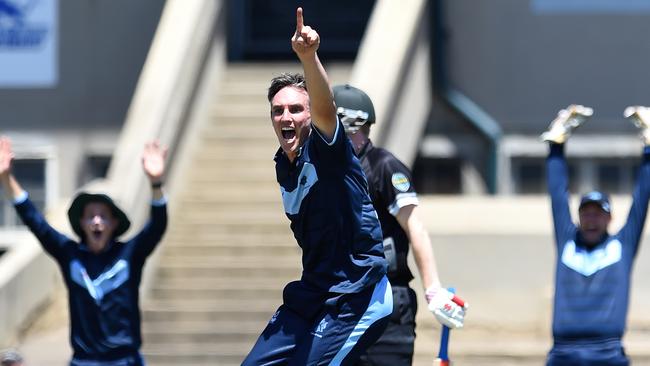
[333,84,376,133]
[579,191,611,213]
[67,192,131,239]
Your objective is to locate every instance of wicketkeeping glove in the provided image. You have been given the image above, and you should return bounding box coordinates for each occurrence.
[540,104,593,144]
[624,106,650,145]
[426,286,468,329]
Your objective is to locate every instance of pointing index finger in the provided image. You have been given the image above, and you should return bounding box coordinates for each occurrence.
[296,7,304,33]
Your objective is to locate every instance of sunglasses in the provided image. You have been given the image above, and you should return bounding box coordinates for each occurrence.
[337,107,369,133]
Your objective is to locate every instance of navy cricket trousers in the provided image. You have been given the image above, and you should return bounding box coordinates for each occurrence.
[242,276,393,366]
[546,338,628,366]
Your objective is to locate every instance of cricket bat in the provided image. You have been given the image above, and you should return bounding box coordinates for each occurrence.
[433,288,455,366]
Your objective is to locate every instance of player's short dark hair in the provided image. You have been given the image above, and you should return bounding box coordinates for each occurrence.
[268,73,307,102]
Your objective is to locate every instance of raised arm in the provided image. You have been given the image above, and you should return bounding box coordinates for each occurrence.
[618,107,650,252]
[0,136,70,257]
[142,140,167,202]
[542,105,592,246]
[291,7,337,139]
[132,140,168,260]
[546,143,575,246]
[0,137,24,201]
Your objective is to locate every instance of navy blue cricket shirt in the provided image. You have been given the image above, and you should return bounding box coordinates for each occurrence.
[274,120,387,296]
[14,194,167,361]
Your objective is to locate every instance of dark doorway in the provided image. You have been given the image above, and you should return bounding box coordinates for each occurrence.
[228,0,376,61]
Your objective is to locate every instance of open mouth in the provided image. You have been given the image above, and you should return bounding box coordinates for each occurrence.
[281,127,296,140]
[91,230,103,241]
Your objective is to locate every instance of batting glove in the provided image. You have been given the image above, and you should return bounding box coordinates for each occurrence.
[426,286,468,329]
[540,104,593,144]
[624,106,650,145]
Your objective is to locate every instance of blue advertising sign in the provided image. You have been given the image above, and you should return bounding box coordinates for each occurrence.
[0,0,57,87]
[532,0,650,13]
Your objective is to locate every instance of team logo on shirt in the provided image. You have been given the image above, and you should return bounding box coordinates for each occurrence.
[269,309,280,324]
[70,259,130,305]
[391,173,410,192]
[311,318,328,338]
[561,239,622,276]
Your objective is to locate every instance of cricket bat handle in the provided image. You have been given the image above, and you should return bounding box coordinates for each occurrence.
[434,288,455,365]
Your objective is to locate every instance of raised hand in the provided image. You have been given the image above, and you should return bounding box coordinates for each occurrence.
[540,104,593,144]
[142,140,167,184]
[0,136,15,178]
[624,106,650,145]
[291,7,320,59]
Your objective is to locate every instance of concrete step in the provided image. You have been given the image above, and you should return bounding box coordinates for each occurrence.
[209,105,271,120]
[164,203,284,218]
[191,146,280,162]
[220,62,351,83]
[172,205,285,217]
[151,277,295,289]
[164,222,291,236]
[161,243,298,257]
[155,262,300,280]
[187,141,275,158]
[173,195,281,207]
[197,140,278,153]
[142,306,275,323]
[142,342,251,364]
[187,167,278,183]
[162,232,293,245]
[177,182,279,198]
[201,124,273,140]
[149,285,280,301]
[143,320,263,343]
[155,256,298,268]
[171,211,287,225]
[191,153,277,167]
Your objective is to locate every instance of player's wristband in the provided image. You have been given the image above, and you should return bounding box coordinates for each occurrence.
[151,181,163,189]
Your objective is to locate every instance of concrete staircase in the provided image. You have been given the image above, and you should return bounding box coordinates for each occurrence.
[140,63,351,365]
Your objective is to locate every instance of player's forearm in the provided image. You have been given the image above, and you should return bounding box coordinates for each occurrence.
[632,146,650,202]
[397,205,442,289]
[546,143,568,195]
[1,174,25,201]
[299,53,337,135]
[546,143,573,229]
[411,224,441,290]
[622,146,650,236]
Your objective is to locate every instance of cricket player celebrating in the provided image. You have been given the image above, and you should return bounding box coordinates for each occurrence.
[542,105,650,366]
[241,8,392,365]
[0,137,167,366]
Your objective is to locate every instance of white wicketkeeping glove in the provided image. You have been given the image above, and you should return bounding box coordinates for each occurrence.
[425,286,468,329]
[624,106,650,145]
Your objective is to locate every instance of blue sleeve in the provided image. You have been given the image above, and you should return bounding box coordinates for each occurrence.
[130,202,168,262]
[13,195,72,259]
[546,143,576,249]
[618,146,650,257]
[309,119,348,164]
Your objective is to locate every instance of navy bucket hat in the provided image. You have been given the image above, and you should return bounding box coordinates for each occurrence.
[67,192,131,239]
